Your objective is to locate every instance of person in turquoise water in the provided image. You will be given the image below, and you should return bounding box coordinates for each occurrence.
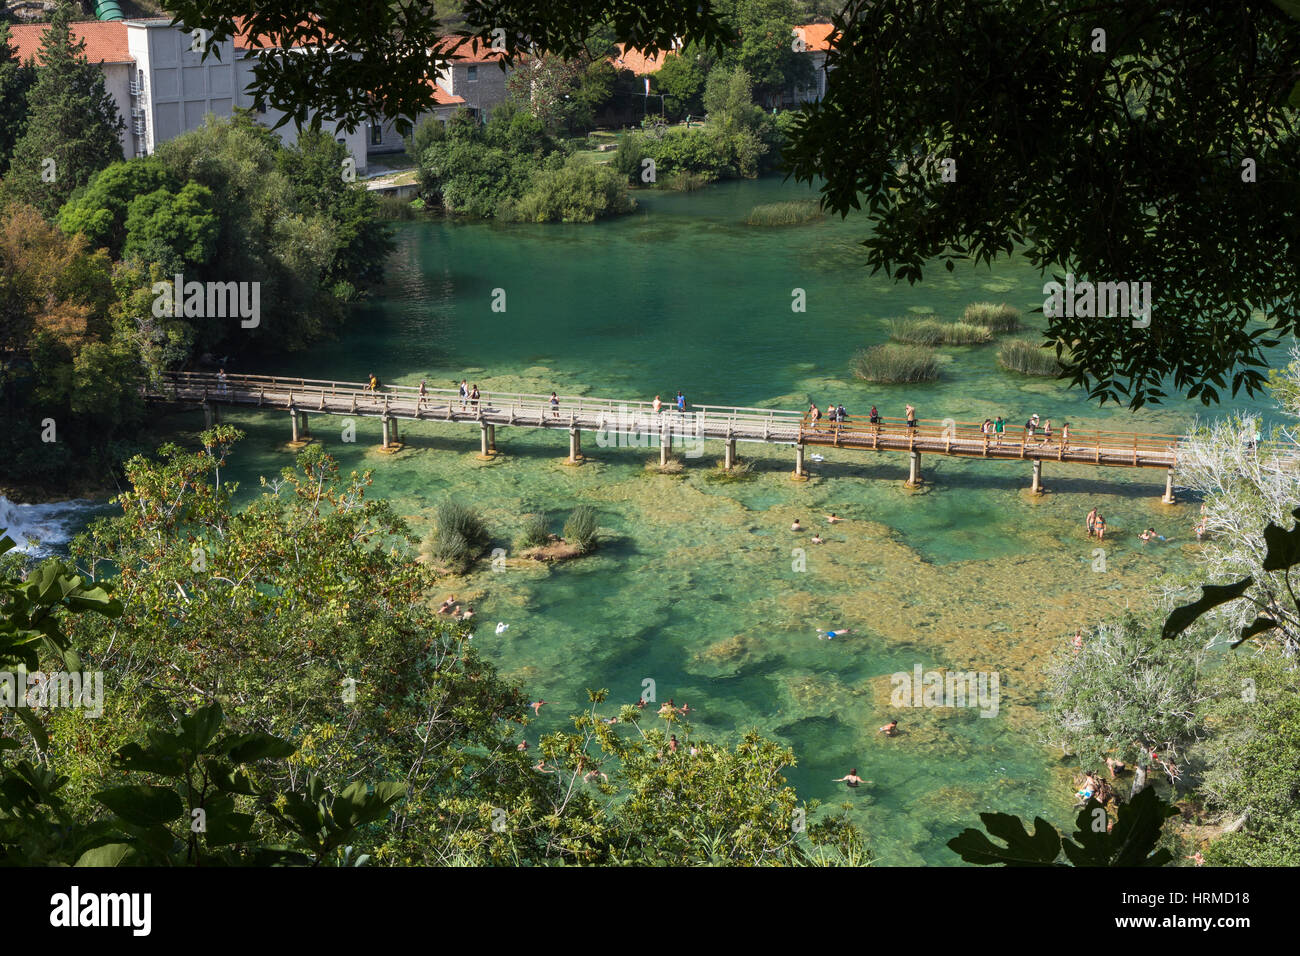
[817,627,851,640]
[832,768,865,788]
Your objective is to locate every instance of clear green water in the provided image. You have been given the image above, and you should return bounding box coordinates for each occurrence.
[194,177,1269,864]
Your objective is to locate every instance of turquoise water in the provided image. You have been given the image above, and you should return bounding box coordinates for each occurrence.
[179,177,1273,864]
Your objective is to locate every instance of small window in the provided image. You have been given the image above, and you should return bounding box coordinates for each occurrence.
[467,65,478,81]
[370,125,384,146]
[336,137,346,146]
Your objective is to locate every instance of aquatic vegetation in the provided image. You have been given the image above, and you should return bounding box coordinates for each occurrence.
[890,318,992,347]
[851,343,940,383]
[940,321,993,345]
[516,512,552,550]
[963,302,1022,333]
[997,338,1063,376]
[427,499,491,573]
[563,504,600,554]
[746,199,824,226]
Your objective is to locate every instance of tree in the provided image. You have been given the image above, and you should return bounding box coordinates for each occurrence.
[721,0,812,105]
[3,2,124,218]
[1046,615,1209,794]
[655,42,714,118]
[56,159,176,258]
[0,22,36,176]
[122,182,221,275]
[784,0,1300,410]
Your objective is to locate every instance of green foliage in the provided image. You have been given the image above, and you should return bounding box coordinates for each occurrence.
[563,505,599,554]
[1045,616,1206,773]
[500,161,636,223]
[784,0,1300,409]
[428,499,491,572]
[516,513,552,550]
[718,0,813,105]
[850,343,939,383]
[948,787,1178,866]
[746,199,823,225]
[655,42,715,118]
[56,159,176,257]
[998,337,1064,376]
[940,321,993,345]
[888,317,945,346]
[3,3,124,217]
[0,23,36,177]
[963,301,1021,333]
[121,182,220,274]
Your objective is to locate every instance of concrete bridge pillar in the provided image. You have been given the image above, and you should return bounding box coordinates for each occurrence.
[299,411,309,439]
[290,408,300,443]
[569,426,582,464]
[488,424,496,453]
[906,450,922,487]
[724,437,736,471]
[203,403,215,428]
[381,416,391,450]
[480,422,491,458]
[792,443,808,481]
[1031,459,1044,495]
[1161,468,1176,504]
[660,420,671,467]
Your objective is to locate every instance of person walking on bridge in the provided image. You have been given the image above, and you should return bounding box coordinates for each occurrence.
[458,379,468,410]
[217,368,228,397]
[550,392,560,418]
[470,384,480,411]
[809,403,821,425]
[994,416,1005,446]
[869,405,879,425]
[905,404,917,430]
[676,390,686,412]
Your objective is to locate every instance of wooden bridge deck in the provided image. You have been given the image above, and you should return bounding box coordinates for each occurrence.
[148,372,1185,484]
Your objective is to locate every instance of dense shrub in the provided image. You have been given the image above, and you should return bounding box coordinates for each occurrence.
[850,344,940,383]
[500,162,635,222]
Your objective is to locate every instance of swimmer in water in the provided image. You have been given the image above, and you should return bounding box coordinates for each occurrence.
[678,702,691,716]
[811,533,824,544]
[437,595,457,614]
[495,622,509,635]
[826,513,842,523]
[534,760,555,774]
[516,740,529,751]
[817,627,851,640]
[669,734,679,752]
[529,700,546,715]
[832,768,865,788]
[879,720,898,736]
[791,518,803,532]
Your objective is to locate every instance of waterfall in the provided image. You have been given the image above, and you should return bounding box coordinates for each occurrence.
[0,496,99,556]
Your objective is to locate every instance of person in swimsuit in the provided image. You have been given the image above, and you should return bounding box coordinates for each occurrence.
[653,395,662,413]
[818,627,851,640]
[879,720,898,736]
[810,403,821,425]
[1086,508,1097,537]
[550,392,560,417]
[811,533,824,544]
[982,419,992,440]
[529,699,546,715]
[791,519,803,532]
[668,734,679,752]
[1061,422,1070,450]
[418,380,428,410]
[437,595,457,614]
[1041,419,1052,444]
[905,403,917,429]
[1095,516,1106,541]
[826,513,842,523]
[676,391,686,412]
[832,768,865,788]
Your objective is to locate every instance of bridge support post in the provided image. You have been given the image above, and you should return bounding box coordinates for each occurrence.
[488,424,496,453]
[381,416,390,450]
[203,403,214,429]
[299,411,309,439]
[568,426,582,465]
[1031,459,1044,495]
[389,416,398,445]
[724,438,736,471]
[1161,468,1176,505]
[792,443,808,481]
[906,450,922,487]
[479,422,492,458]
[660,421,670,467]
[290,408,299,444]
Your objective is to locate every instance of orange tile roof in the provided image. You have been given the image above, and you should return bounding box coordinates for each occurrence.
[426,79,465,106]
[793,23,835,53]
[611,43,674,75]
[6,20,133,65]
[432,36,510,64]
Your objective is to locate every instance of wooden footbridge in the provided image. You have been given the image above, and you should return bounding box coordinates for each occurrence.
[148,371,1185,500]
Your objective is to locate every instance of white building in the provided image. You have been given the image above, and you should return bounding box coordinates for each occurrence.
[8,18,504,174]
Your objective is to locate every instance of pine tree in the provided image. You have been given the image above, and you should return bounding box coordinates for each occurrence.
[0,22,36,175]
[3,3,124,218]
